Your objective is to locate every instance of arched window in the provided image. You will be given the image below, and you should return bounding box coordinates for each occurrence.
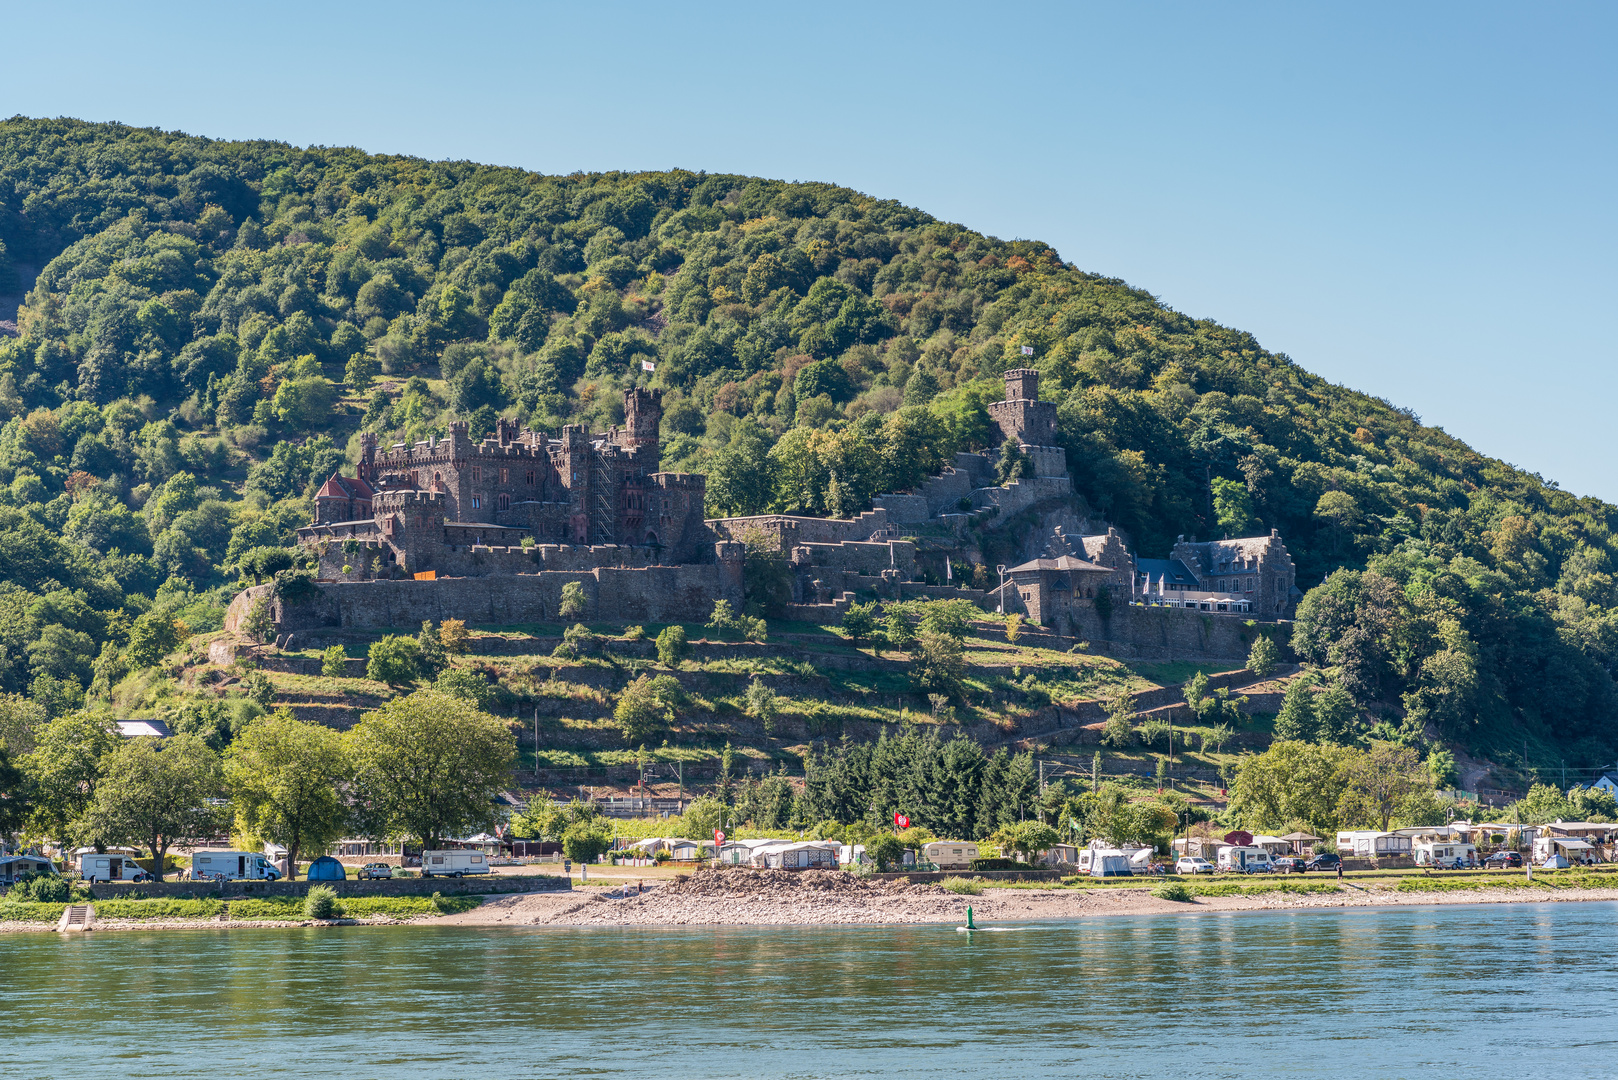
[498,493,510,511]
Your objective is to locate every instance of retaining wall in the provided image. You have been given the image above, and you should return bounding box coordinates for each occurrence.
[88,874,570,900]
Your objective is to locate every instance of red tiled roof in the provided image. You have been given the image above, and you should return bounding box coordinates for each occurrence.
[316,473,375,501]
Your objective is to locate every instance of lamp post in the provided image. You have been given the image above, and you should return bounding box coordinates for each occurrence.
[997,564,1007,614]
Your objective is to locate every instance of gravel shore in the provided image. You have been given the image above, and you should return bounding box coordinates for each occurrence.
[435,868,1618,928]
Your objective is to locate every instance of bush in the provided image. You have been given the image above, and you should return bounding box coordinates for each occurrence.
[1152,881,1193,903]
[559,580,587,620]
[94,898,225,919]
[0,901,70,923]
[321,644,347,677]
[622,625,645,641]
[869,833,906,871]
[304,885,342,919]
[1247,634,1278,678]
[367,635,422,686]
[967,857,1038,872]
[940,876,984,895]
[655,624,689,667]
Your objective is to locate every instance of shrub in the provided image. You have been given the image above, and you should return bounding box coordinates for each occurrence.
[0,901,70,923]
[869,834,906,871]
[1152,881,1193,902]
[622,625,645,641]
[304,885,342,920]
[563,623,598,655]
[655,624,689,667]
[94,898,225,919]
[367,635,421,686]
[940,876,984,895]
[559,581,587,620]
[968,857,1038,872]
[1004,612,1023,643]
[321,645,347,677]
[1246,634,1278,678]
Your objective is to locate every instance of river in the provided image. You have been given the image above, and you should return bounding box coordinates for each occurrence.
[5,901,1615,1078]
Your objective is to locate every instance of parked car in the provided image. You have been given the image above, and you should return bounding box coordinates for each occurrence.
[1483,851,1523,868]
[1303,853,1341,872]
[1175,857,1215,875]
[1272,856,1306,874]
[358,863,393,880]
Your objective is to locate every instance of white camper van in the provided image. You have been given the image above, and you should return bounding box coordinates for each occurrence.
[79,853,151,883]
[1217,845,1272,873]
[922,842,979,870]
[191,851,281,881]
[420,850,491,878]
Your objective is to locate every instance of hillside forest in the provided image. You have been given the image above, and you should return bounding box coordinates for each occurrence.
[1,117,1617,773]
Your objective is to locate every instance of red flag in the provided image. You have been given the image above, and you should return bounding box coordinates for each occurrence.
[714,830,726,845]
[894,813,910,829]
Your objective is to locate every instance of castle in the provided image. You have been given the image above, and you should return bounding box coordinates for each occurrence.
[299,388,711,578]
[248,370,1296,648]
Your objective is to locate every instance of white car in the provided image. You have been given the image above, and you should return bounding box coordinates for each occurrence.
[1176,856,1215,875]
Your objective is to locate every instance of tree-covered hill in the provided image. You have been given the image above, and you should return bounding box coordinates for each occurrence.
[1,116,1615,768]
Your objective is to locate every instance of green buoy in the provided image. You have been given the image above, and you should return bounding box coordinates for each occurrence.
[966,906,975,929]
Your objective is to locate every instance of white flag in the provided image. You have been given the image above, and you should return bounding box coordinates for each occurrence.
[946,559,953,582]
[1020,345,1034,356]
[641,359,656,372]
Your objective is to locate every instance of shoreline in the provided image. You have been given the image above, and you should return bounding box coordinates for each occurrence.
[10,879,1615,934]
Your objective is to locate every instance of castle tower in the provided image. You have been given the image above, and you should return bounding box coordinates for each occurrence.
[622,387,662,463]
[357,431,378,483]
[988,368,1058,448]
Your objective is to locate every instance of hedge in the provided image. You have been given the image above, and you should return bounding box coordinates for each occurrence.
[0,902,69,923]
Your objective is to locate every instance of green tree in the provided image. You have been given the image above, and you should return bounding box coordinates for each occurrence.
[1100,694,1137,747]
[614,674,680,744]
[0,745,32,842]
[416,620,448,678]
[1314,685,1358,743]
[1228,740,1354,835]
[243,597,275,644]
[561,818,614,864]
[882,611,915,653]
[1425,747,1460,790]
[1211,475,1257,536]
[558,580,587,620]
[438,619,469,656]
[1246,634,1278,678]
[913,630,966,700]
[434,666,498,710]
[225,708,350,881]
[321,645,348,678]
[1273,676,1318,742]
[655,624,689,667]
[745,677,779,735]
[1336,742,1430,832]
[22,712,119,848]
[89,733,224,881]
[367,635,422,687]
[841,601,878,649]
[345,689,516,848]
[994,438,1028,485]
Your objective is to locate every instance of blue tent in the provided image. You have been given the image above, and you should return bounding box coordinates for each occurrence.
[305,856,347,881]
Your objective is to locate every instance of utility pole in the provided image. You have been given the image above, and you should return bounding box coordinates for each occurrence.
[1039,758,1045,794]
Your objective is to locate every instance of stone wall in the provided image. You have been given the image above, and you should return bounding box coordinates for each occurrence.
[248,557,744,634]
[89,874,569,900]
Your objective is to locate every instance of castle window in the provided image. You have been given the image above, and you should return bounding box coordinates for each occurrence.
[471,467,481,482]
[498,494,510,511]
[500,468,509,483]
[472,496,482,509]
[526,470,535,485]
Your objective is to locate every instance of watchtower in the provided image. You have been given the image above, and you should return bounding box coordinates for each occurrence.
[988,368,1058,448]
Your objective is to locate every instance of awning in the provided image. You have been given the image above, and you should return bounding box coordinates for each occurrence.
[1553,839,1595,850]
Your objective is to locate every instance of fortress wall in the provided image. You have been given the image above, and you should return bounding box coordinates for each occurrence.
[797,539,917,578]
[261,561,743,633]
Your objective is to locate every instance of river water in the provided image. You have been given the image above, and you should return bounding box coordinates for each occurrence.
[5,902,1615,1078]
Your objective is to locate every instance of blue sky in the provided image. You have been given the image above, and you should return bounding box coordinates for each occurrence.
[5,2,1613,498]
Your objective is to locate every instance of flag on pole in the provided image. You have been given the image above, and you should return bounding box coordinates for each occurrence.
[945,559,952,582]
[894,812,910,829]
[714,829,725,845]
[641,359,656,372]
[1020,345,1035,356]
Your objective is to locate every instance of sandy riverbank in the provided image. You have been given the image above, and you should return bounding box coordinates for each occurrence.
[435,868,1618,928]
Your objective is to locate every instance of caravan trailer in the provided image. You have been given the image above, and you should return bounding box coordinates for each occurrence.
[420,850,491,878]
[922,842,979,870]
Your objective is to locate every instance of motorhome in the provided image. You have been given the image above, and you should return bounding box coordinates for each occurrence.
[1217,845,1273,873]
[79,853,150,882]
[420,850,491,878]
[1413,840,1477,868]
[191,851,281,881]
[761,842,838,869]
[922,841,980,870]
[838,843,868,867]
